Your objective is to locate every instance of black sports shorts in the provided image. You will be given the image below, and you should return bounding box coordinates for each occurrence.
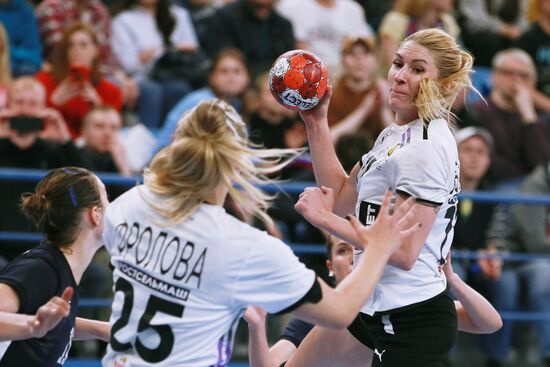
[347,289,457,367]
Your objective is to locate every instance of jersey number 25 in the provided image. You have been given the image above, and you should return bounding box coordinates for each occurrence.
[110,277,185,363]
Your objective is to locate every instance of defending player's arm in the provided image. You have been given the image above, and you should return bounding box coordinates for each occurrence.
[0,285,72,341]
[444,255,503,334]
[292,192,420,328]
[74,317,110,342]
[244,307,298,367]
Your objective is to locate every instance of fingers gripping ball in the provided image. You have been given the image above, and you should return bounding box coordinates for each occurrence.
[269,50,329,111]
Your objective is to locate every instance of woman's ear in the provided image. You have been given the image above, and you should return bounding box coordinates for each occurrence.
[88,206,103,227]
[326,259,334,276]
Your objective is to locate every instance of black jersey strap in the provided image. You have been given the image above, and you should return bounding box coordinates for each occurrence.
[275,277,322,315]
[396,189,442,207]
[423,124,429,140]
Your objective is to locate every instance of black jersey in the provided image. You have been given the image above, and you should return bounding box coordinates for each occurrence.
[280,318,314,348]
[0,242,78,366]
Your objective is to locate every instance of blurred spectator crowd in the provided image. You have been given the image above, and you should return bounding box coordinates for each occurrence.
[1,0,550,366]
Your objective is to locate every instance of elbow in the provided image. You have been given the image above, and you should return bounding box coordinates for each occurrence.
[330,315,355,330]
[388,242,421,271]
[321,312,356,330]
[389,255,416,271]
[489,316,504,334]
[477,316,503,334]
[495,318,504,332]
[399,260,415,272]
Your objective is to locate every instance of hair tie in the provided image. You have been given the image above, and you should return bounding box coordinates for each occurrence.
[214,99,246,139]
[68,186,78,207]
[62,168,79,175]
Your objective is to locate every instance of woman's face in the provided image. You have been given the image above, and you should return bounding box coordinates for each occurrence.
[68,30,98,67]
[433,0,454,13]
[387,41,439,122]
[327,240,354,284]
[342,44,378,82]
[209,56,250,97]
[540,0,550,18]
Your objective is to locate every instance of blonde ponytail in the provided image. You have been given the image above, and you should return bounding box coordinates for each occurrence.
[144,99,303,226]
[404,29,478,124]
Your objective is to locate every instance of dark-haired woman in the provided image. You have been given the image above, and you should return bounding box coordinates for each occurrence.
[0,167,110,366]
[111,0,198,128]
[35,22,123,139]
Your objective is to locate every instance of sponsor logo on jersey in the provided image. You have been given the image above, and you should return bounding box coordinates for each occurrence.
[387,143,402,156]
[359,201,380,226]
[117,260,190,301]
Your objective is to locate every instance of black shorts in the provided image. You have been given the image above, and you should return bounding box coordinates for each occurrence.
[347,290,457,367]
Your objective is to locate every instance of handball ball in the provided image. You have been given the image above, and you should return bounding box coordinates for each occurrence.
[269,50,329,111]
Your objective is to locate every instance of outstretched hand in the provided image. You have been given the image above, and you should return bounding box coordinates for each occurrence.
[29,287,73,338]
[298,85,332,127]
[348,191,420,256]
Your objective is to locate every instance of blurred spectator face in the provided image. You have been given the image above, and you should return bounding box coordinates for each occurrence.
[432,0,454,13]
[82,109,122,153]
[9,80,46,114]
[539,0,550,18]
[458,136,491,182]
[209,55,250,98]
[4,78,48,148]
[342,43,378,82]
[68,30,98,67]
[139,0,160,6]
[492,56,536,99]
[248,0,275,19]
[257,75,295,123]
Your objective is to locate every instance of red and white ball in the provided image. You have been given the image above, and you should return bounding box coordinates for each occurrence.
[269,50,329,111]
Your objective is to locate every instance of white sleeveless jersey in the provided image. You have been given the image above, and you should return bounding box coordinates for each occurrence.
[101,186,315,367]
[355,118,460,315]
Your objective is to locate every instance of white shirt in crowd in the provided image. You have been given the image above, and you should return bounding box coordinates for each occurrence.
[276,0,373,78]
[111,5,198,79]
[102,186,315,367]
[355,118,460,315]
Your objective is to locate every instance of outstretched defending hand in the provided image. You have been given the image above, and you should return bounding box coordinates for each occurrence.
[348,191,420,256]
[29,287,73,338]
